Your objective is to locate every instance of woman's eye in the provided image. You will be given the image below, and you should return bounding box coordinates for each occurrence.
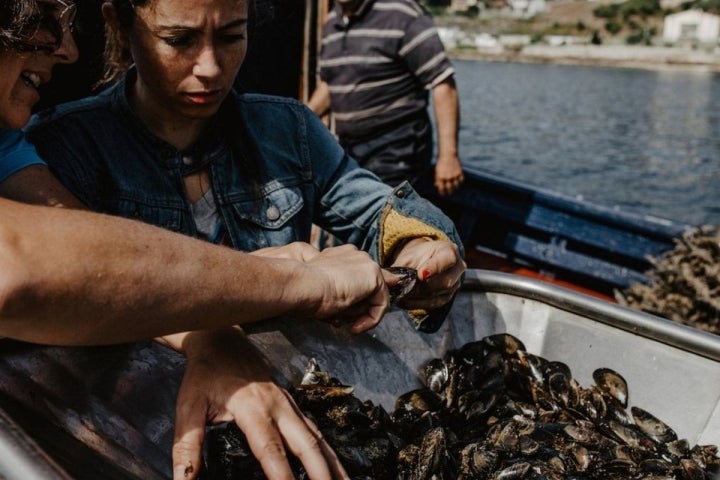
[163,35,193,47]
[219,34,246,44]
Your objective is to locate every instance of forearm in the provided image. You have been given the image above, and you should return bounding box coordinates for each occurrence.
[307,80,331,117]
[0,199,319,345]
[158,328,238,356]
[432,78,460,160]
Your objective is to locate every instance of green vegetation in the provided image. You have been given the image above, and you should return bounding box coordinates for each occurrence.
[682,0,720,13]
[593,0,661,19]
[592,0,662,44]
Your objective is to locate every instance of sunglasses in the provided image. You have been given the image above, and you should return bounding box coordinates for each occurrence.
[13,0,77,53]
[53,0,78,34]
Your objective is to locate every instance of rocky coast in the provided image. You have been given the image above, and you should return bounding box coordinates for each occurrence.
[449,44,720,72]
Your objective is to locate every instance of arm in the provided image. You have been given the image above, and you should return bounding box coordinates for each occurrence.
[0,164,86,208]
[164,327,347,480]
[307,80,332,118]
[431,77,464,196]
[0,198,389,344]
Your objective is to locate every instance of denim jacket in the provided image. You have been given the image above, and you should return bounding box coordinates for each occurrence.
[26,74,463,330]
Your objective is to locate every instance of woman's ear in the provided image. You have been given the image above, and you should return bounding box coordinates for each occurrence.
[101,1,127,49]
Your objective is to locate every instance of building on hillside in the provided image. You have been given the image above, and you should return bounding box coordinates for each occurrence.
[507,0,547,17]
[663,10,720,46]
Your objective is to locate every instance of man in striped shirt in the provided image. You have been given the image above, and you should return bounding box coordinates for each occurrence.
[308,0,464,196]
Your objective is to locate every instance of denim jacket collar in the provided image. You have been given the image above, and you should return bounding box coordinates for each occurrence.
[110,71,226,176]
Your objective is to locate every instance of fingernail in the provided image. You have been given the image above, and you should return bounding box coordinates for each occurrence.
[421,269,431,280]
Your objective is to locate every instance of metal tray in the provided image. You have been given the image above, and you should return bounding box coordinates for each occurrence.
[1,269,718,479]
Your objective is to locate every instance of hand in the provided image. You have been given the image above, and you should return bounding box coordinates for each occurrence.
[390,238,465,310]
[172,327,349,480]
[301,244,390,334]
[252,243,389,334]
[434,153,464,196]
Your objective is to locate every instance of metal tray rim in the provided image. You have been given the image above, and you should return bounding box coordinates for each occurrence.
[462,269,720,363]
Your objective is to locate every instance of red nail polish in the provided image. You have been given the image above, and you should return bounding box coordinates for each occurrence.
[421,269,431,280]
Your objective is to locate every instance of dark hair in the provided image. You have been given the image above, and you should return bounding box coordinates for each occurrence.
[100,0,147,86]
[0,0,64,53]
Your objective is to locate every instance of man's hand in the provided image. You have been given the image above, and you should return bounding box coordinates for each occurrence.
[172,327,349,480]
[390,238,465,310]
[434,153,464,196]
[257,244,390,334]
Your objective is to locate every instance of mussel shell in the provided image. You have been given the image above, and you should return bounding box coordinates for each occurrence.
[423,358,449,394]
[384,266,417,303]
[482,333,527,357]
[592,368,629,408]
[631,406,678,443]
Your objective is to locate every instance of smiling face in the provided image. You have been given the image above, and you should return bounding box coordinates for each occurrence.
[119,0,248,135]
[0,0,79,129]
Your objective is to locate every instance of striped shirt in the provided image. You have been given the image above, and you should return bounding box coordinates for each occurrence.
[318,0,455,142]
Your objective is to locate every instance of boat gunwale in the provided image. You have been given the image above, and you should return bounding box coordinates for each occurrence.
[463,269,720,363]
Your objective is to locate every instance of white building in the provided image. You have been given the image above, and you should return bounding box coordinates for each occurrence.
[663,10,720,45]
[507,0,547,17]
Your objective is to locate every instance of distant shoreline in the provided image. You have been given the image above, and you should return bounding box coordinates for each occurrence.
[448,44,720,73]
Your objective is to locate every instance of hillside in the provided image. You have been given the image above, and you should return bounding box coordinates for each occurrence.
[434,0,666,43]
[433,0,720,70]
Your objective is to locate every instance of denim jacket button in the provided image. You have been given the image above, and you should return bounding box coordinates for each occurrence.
[182,155,193,166]
[266,205,280,221]
[396,189,406,198]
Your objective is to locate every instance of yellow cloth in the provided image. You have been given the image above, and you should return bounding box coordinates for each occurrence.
[378,205,452,327]
[378,206,451,265]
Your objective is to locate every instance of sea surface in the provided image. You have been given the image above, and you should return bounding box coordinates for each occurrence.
[453,59,720,227]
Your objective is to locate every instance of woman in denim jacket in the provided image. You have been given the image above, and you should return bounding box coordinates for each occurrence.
[1,2,416,480]
[27,0,466,478]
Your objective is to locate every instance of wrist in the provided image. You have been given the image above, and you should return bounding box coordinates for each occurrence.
[181,326,245,359]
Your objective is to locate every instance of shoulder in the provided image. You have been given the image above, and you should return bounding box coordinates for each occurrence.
[372,0,428,18]
[0,130,45,183]
[228,92,315,124]
[25,91,113,136]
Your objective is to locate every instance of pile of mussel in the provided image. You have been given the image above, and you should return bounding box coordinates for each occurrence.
[616,225,720,335]
[201,334,720,479]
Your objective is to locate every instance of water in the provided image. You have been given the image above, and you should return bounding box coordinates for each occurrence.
[454,59,720,226]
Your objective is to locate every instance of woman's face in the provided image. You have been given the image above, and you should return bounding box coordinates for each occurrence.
[126,0,249,125]
[0,0,79,129]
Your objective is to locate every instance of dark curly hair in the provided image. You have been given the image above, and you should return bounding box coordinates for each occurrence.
[0,0,65,53]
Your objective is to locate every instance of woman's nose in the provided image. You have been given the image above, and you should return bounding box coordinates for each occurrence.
[193,45,222,79]
[54,28,79,65]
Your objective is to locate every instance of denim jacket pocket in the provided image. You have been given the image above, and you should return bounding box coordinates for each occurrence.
[108,198,185,233]
[230,185,304,229]
[226,185,305,249]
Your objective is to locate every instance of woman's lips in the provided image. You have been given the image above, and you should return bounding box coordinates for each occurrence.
[185,90,223,105]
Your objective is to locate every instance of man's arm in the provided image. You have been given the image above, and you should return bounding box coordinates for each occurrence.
[307,80,332,118]
[0,198,388,345]
[431,77,464,196]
